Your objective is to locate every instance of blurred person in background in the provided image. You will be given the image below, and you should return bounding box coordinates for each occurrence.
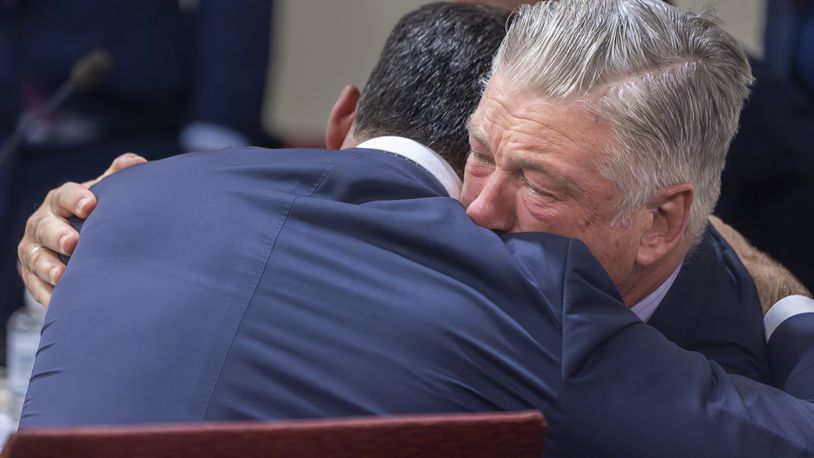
[764,0,814,94]
[0,0,276,361]
[717,58,814,293]
[712,0,814,293]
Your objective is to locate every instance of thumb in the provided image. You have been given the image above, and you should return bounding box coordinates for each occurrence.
[82,153,148,187]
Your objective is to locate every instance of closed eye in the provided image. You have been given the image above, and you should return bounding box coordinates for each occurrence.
[521,174,558,200]
[469,151,494,164]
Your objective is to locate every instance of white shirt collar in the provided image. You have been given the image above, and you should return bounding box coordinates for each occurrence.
[355,136,462,198]
[630,265,682,322]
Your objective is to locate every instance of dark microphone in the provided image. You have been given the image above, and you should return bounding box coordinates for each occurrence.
[69,49,113,92]
[0,48,113,166]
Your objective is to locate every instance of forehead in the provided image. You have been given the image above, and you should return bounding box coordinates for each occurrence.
[469,77,619,208]
[469,78,610,160]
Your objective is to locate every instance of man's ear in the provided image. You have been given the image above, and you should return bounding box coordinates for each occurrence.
[325,85,361,150]
[635,184,693,266]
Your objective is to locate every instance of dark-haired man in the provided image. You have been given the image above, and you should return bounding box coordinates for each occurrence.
[21,0,522,425]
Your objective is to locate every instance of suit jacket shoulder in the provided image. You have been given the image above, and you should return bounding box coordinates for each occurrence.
[649,225,770,383]
[23,146,572,430]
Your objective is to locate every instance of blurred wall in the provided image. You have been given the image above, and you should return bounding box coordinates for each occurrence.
[673,0,765,56]
[264,1,426,141]
[263,0,767,140]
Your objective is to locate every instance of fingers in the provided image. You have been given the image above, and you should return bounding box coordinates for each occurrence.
[708,216,746,247]
[48,182,96,220]
[18,183,83,297]
[707,215,725,231]
[82,152,147,187]
[20,268,54,308]
[109,152,147,173]
[16,152,148,306]
[18,239,65,291]
[709,216,811,313]
[29,183,85,256]
[33,212,79,256]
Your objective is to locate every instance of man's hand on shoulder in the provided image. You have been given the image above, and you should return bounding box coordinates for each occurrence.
[709,215,811,315]
[17,153,147,306]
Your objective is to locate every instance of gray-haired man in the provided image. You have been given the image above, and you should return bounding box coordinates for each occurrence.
[462,0,810,382]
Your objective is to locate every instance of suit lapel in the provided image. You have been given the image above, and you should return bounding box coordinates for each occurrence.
[647,229,717,345]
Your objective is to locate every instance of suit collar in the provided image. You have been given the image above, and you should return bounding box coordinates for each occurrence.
[355,136,462,198]
[647,227,720,344]
[630,265,682,322]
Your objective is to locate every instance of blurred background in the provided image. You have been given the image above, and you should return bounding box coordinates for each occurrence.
[269,0,766,139]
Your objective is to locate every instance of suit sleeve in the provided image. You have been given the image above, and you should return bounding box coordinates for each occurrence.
[767,311,814,400]
[556,239,814,458]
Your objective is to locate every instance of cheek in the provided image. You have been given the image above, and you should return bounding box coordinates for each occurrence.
[578,226,636,281]
[519,195,558,221]
[516,194,580,235]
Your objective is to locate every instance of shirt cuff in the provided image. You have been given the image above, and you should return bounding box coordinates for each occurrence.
[764,295,814,342]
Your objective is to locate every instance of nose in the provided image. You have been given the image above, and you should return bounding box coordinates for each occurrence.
[465,173,516,233]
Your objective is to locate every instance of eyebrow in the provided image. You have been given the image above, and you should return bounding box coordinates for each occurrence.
[467,116,576,196]
[512,154,575,194]
[466,118,492,154]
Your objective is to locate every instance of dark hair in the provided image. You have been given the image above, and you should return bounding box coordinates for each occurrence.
[354,2,510,175]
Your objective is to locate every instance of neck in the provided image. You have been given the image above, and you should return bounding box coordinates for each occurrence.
[619,242,690,307]
[350,136,463,198]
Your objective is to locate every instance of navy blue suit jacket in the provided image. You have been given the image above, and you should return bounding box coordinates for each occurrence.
[650,226,771,383]
[22,147,814,457]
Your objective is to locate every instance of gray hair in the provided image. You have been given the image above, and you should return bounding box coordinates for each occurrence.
[489,0,752,238]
